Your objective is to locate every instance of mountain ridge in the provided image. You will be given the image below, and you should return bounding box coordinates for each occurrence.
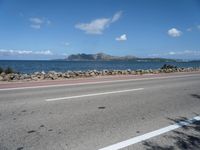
[64,53,176,62]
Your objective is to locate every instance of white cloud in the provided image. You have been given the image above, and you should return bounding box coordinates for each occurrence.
[30,24,41,29]
[168,28,182,37]
[61,42,70,46]
[186,25,200,32]
[29,17,43,24]
[116,34,127,41]
[168,51,176,55]
[150,50,200,59]
[186,28,192,32]
[29,17,51,29]
[168,50,200,56]
[0,49,53,56]
[34,50,53,55]
[111,11,122,23]
[75,18,110,34]
[75,11,122,34]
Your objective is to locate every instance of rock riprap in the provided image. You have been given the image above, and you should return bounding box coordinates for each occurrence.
[0,65,199,82]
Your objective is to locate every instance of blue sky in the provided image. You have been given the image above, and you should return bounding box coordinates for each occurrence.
[0,0,200,60]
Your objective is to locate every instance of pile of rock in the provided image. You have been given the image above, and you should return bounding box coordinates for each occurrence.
[0,65,199,82]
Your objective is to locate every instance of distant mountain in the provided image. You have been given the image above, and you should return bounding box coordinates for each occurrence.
[65,53,137,61]
[188,60,200,62]
[65,53,176,62]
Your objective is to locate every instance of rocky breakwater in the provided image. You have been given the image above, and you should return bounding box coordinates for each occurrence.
[0,65,199,82]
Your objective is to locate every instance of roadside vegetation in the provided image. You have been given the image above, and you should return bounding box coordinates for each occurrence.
[0,66,15,74]
[0,67,3,74]
[161,64,178,70]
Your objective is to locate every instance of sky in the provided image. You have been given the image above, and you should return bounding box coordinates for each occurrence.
[0,0,200,60]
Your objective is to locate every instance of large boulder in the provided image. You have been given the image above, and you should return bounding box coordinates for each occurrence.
[85,72,90,77]
[3,74,11,81]
[1,72,6,77]
[102,70,108,75]
[12,74,20,80]
[49,74,58,80]
[89,72,95,76]
[41,71,45,75]
[63,73,71,78]
[37,75,45,80]
[31,75,38,81]
[127,69,131,74]
[131,71,136,75]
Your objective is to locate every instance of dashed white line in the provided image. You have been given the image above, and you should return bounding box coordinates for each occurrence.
[99,116,200,150]
[45,88,144,102]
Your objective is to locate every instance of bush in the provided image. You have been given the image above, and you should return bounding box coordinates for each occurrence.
[0,67,3,74]
[161,64,177,70]
[4,67,14,74]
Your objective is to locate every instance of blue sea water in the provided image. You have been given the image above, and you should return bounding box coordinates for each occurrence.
[0,60,200,74]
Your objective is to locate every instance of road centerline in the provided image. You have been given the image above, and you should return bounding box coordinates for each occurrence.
[45,88,144,102]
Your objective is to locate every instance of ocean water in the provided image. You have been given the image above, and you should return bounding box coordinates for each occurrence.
[0,60,200,74]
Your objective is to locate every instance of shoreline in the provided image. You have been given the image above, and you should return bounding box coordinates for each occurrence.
[0,71,199,90]
[0,66,200,82]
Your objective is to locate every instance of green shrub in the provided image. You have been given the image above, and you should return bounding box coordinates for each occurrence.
[0,67,3,74]
[4,67,14,74]
[161,64,177,70]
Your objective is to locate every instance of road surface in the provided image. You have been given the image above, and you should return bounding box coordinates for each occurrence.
[0,72,200,150]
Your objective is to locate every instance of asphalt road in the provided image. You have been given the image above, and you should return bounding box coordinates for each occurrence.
[0,72,200,150]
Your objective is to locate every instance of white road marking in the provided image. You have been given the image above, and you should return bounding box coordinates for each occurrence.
[0,74,199,91]
[45,88,144,102]
[99,116,200,150]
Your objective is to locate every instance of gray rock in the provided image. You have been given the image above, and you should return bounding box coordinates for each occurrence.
[13,74,20,80]
[48,74,58,80]
[1,72,6,77]
[41,71,45,75]
[48,71,57,74]
[149,69,153,73]
[131,71,136,75]
[34,72,40,75]
[57,72,63,77]
[63,73,70,78]
[144,70,150,74]
[31,75,38,81]
[153,70,159,74]
[89,72,95,76]
[127,69,131,73]
[3,75,11,81]
[37,75,44,80]
[102,69,108,73]
[85,72,90,77]
[0,67,199,82]
[9,74,15,80]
